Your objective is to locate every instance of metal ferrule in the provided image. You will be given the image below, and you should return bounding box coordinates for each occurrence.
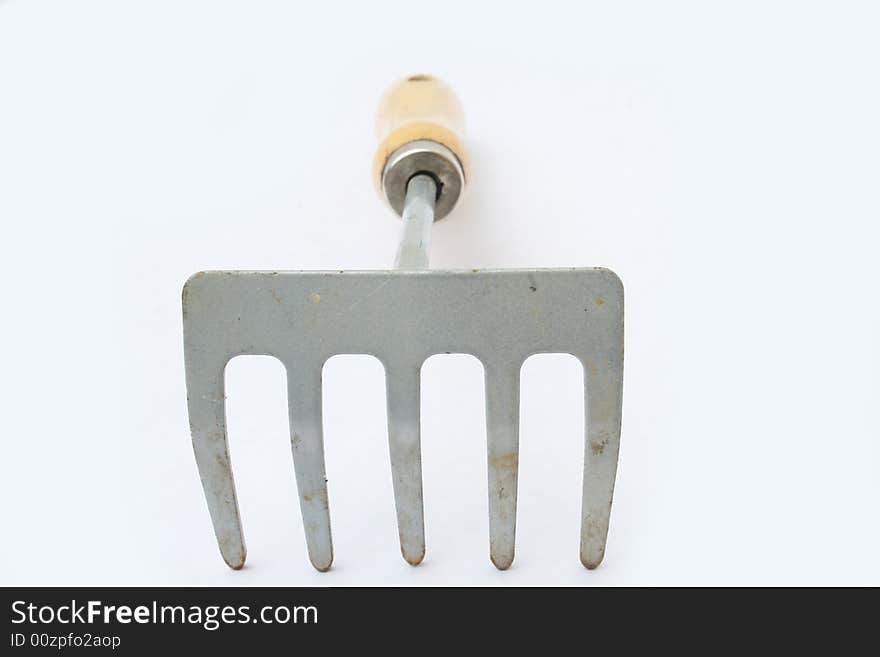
[381,139,464,221]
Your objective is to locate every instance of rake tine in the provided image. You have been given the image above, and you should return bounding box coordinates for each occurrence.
[485,362,521,570]
[287,365,334,572]
[385,361,426,565]
[186,360,247,570]
[580,356,624,569]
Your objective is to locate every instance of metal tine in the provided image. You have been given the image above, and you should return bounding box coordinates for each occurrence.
[485,361,521,570]
[580,359,624,569]
[385,361,426,565]
[287,364,334,571]
[187,362,247,570]
[380,173,434,565]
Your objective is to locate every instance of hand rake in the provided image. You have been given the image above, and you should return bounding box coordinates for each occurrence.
[183,75,624,572]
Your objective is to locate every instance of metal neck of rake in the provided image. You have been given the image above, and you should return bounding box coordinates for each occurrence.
[394,174,437,270]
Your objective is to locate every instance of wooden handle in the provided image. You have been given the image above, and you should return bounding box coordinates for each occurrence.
[373,75,469,195]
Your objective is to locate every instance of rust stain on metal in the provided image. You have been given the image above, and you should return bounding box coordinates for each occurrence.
[490,452,518,473]
[583,514,603,542]
[590,430,611,456]
[301,489,329,511]
[218,530,245,570]
[489,539,515,570]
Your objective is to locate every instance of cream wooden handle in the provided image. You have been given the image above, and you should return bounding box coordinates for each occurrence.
[373,75,469,198]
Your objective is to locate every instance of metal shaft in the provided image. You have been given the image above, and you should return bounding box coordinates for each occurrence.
[394,174,437,270]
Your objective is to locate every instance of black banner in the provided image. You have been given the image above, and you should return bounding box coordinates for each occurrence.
[0,586,871,652]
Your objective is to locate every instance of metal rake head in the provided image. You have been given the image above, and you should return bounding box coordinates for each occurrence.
[182,76,624,572]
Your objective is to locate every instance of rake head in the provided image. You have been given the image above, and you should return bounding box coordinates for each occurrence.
[183,76,624,572]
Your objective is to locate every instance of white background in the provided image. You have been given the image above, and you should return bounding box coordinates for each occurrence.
[1,0,878,586]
